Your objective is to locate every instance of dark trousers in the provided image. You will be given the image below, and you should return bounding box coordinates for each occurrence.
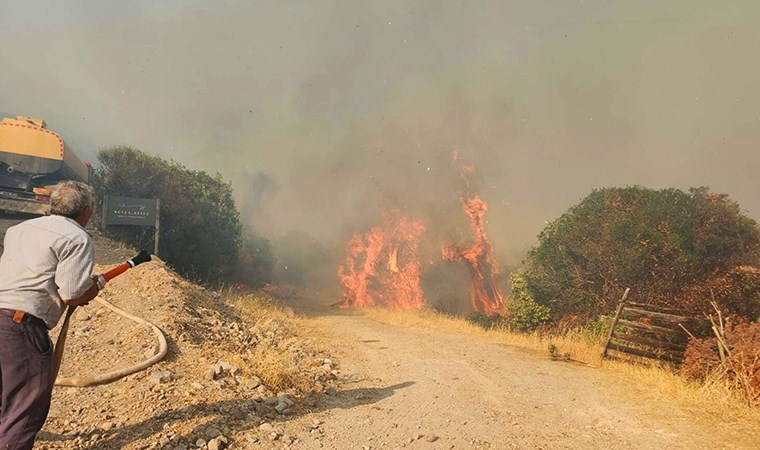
[0,315,53,450]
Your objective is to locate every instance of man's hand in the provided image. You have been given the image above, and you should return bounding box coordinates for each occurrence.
[92,274,107,291]
[62,276,103,307]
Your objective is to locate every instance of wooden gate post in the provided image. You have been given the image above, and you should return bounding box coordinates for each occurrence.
[602,287,630,359]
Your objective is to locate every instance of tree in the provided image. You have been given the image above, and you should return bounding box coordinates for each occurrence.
[524,186,760,320]
[94,146,270,284]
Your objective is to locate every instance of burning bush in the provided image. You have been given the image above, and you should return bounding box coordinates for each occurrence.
[338,210,426,309]
[441,153,506,316]
[339,154,508,316]
[442,195,506,316]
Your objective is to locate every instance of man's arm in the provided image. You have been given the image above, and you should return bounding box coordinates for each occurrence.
[56,238,96,307]
[62,280,99,307]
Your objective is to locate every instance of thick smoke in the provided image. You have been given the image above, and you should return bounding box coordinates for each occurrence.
[2,1,760,300]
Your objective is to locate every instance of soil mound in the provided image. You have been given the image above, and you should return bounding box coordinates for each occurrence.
[40,255,335,449]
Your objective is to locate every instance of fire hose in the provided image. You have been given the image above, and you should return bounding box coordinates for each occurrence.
[52,251,168,387]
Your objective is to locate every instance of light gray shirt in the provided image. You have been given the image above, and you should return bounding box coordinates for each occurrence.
[0,215,94,328]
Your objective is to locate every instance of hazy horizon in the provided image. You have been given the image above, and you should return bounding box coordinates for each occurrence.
[2,0,760,267]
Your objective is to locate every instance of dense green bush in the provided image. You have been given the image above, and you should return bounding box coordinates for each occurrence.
[524,186,760,320]
[93,146,273,285]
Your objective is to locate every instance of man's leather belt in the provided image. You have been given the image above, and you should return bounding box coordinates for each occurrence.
[0,309,46,327]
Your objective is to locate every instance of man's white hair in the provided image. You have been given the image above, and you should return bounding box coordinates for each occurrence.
[49,181,93,219]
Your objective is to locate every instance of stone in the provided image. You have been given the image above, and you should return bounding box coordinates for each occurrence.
[274,402,288,414]
[277,394,294,406]
[205,427,222,439]
[258,422,274,432]
[207,437,226,450]
[195,438,206,447]
[209,361,232,380]
[246,376,261,389]
[149,371,173,385]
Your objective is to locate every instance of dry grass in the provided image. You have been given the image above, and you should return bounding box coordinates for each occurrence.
[360,307,760,422]
[361,307,604,364]
[216,291,331,392]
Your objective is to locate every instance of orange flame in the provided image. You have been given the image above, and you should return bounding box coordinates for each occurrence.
[338,210,426,309]
[443,159,505,315]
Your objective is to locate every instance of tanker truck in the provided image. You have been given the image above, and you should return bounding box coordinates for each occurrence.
[0,116,92,214]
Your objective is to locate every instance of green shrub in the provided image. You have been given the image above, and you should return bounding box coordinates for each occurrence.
[524,186,760,320]
[93,146,272,285]
[508,269,551,332]
[466,311,505,330]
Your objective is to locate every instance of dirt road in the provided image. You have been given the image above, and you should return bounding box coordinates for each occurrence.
[290,312,758,450]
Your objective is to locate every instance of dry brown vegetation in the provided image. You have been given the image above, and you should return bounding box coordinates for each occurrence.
[225,291,333,392]
[682,319,760,406]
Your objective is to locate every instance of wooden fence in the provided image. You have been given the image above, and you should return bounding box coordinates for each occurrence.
[601,288,708,365]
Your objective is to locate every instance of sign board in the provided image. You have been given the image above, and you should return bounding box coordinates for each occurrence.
[104,196,158,226]
[102,195,161,256]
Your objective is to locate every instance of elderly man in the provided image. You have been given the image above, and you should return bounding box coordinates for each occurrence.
[0,181,105,450]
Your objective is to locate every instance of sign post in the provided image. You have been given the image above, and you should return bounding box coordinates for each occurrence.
[154,199,160,256]
[103,195,161,256]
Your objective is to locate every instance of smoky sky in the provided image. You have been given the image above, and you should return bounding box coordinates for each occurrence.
[2,0,760,264]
